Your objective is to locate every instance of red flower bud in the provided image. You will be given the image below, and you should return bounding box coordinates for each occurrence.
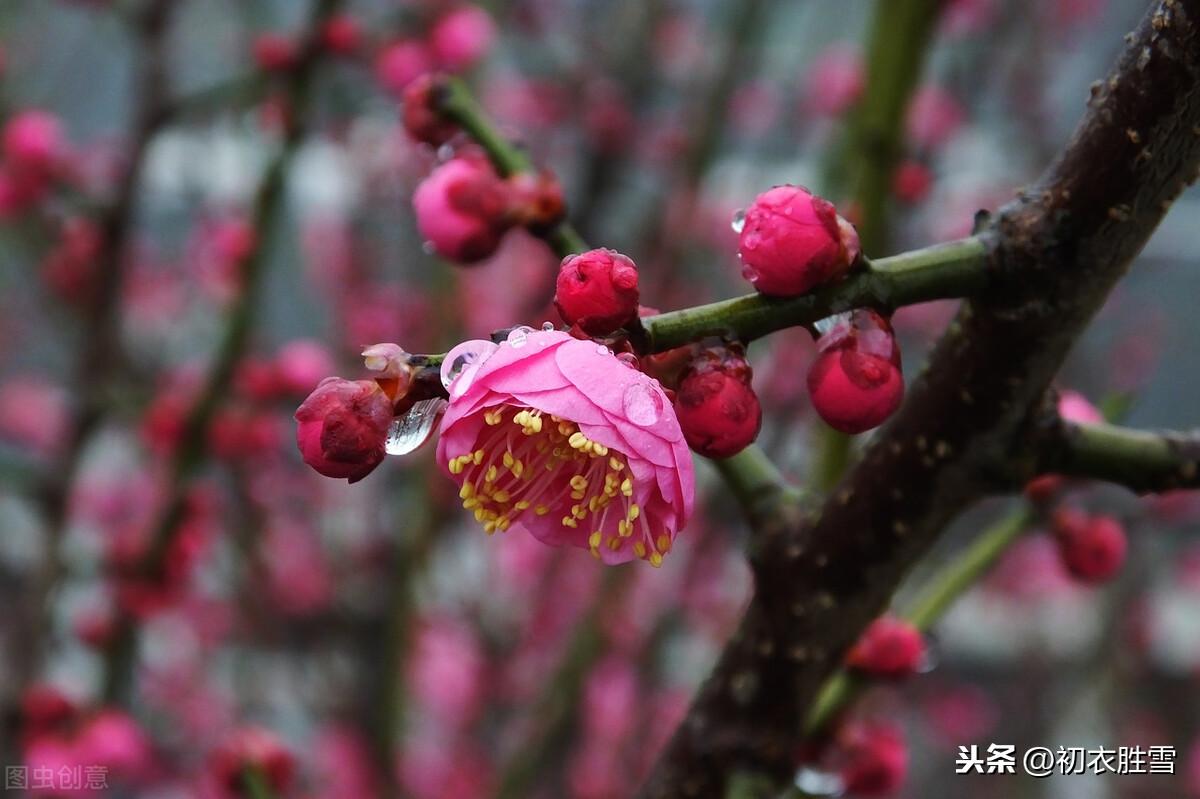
[1053,509,1127,584]
[892,160,933,205]
[507,171,566,231]
[554,248,640,335]
[846,616,926,679]
[252,33,298,73]
[738,185,860,297]
[320,14,362,55]
[402,73,458,147]
[835,721,908,796]
[294,377,393,483]
[211,727,295,796]
[413,155,512,263]
[807,309,903,434]
[674,345,762,458]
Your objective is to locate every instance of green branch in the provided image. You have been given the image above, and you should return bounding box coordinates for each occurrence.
[640,236,987,353]
[1045,422,1200,493]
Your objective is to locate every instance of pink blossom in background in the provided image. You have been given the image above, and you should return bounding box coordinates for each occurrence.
[376,40,434,97]
[940,0,1000,38]
[906,85,966,151]
[273,339,336,396]
[397,737,493,799]
[429,5,495,71]
[261,521,333,615]
[310,725,380,799]
[437,329,695,565]
[408,615,486,731]
[985,533,1078,600]
[581,656,639,742]
[804,45,865,117]
[0,375,69,457]
[4,109,64,177]
[456,229,556,338]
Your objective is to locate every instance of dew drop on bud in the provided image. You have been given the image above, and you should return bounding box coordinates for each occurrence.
[385,398,448,456]
[441,339,499,395]
[541,321,555,331]
[422,241,436,255]
[616,352,640,370]
[793,766,844,797]
[731,208,747,233]
[594,343,612,356]
[435,143,455,162]
[622,383,663,425]
[917,632,940,674]
[505,325,534,348]
[813,312,851,337]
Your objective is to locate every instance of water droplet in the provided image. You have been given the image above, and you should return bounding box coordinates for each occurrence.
[385,398,448,456]
[594,343,612,356]
[793,766,844,797]
[541,321,555,331]
[814,312,851,337]
[616,352,640,370]
[506,325,534,348]
[731,208,747,233]
[741,231,762,251]
[622,383,664,425]
[422,241,436,255]
[436,143,455,161]
[441,339,499,395]
[740,264,760,282]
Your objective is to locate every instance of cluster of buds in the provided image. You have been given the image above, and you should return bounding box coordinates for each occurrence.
[411,151,564,263]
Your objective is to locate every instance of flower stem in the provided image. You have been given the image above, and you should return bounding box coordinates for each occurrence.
[437,77,586,259]
[641,236,987,353]
[802,506,1033,737]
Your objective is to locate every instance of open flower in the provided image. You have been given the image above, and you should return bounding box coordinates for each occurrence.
[436,329,694,565]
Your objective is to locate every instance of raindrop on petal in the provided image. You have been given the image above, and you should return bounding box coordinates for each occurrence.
[441,339,499,394]
[594,343,613,356]
[541,321,555,331]
[814,312,852,337]
[506,325,534,348]
[622,383,664,425]
[731,208,747,233]
[385,398,448,456]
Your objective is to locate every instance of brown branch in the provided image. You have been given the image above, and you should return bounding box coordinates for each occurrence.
[638,2,1200,795]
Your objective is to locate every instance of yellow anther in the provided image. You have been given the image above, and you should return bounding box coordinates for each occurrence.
[485,465,498,483]
[511,460,524,478]
[472,449,484,465]
[628,504,640,521]
[621,477,633,497]
[485,409,504,425]
[493,489,511,503]
[503,452,514,468]
[609,457,623,471]
[568,431,589,450]
[588,531,602,550]
[498,518,511,532]
[588,497,600,512]
[459,483,475,499]
[569,475,589,492]
[515,500,531,510]
[633,541,647,558]
[572,504,587,519]
[592,444,608,457]
[656,534,672,553]
[463,498,480,510]
[561,516,578,528]
[618,520,631,537]
[649,552,664,568]
[474,508,486,522]
[607,536,622,551]
[535,504,549,516]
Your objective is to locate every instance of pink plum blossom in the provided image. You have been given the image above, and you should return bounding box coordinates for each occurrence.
[437,329,694,565]
[429,6,495,71]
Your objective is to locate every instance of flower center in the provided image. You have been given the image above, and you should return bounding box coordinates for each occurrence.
[446,404,669,565]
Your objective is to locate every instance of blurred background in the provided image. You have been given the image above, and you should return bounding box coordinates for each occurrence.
[0,0,1198,796]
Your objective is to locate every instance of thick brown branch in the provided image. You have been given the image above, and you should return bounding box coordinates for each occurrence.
[638,2,1200,795]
